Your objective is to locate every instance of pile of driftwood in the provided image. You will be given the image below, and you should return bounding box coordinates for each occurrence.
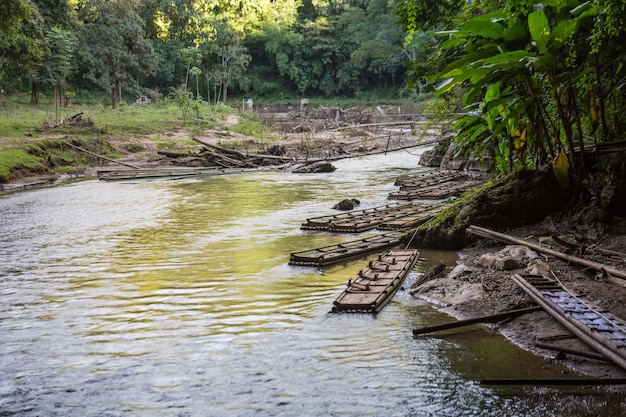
[261,106,373,133]
[36,113,94,131]
[157,137,294,169]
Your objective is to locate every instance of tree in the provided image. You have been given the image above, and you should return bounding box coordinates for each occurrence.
[76,0,156,109]
[180,46,202,93]
[0,0,45,94]
[43,27,75,113]
[29,0,76,104]
[212,19,251,103]
[189,66,202,98]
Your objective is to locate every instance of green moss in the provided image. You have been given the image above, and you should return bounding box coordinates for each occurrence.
[411,169,568,249]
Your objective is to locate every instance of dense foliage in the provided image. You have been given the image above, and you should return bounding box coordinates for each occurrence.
[0,0,434,106]
[397,0,626,186]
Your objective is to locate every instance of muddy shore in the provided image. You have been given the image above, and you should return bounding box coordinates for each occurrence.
[412,220,626,385]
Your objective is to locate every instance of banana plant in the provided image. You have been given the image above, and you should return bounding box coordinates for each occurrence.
[435,1,598,187]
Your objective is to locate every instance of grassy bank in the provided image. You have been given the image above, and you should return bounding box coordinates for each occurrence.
[0,96,271,183]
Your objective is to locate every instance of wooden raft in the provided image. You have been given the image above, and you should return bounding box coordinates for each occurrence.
[301,202,441,232]
[97,167,249,181]
[394,170,469,189]
[388,180,481,200]
[332,249,419,314]
[513,273,626,371]
[289,232,403,267]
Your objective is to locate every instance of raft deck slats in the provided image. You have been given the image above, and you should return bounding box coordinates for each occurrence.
[395,170,469,189]
[289,232,404,267]
[389,180,481,200]
[332,249,419,314]
[394,170,467,187]
[301,202,441,232]
[97,167,249,181]
[377,205,443,230]
[301,202,413,230]
[513,273,626,371]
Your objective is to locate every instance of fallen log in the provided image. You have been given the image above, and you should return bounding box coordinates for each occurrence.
[201,150,245,167]
[64,141,140,169]
[193,137,248,160]
[412,306,542,336]
[466,225,626,281]
[250,153,293,161]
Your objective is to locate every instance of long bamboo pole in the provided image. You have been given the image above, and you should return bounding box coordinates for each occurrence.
[412,306,542,336]
[466,225,626,281]
[65,142,140,169]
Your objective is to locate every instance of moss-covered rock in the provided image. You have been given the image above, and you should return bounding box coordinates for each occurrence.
[407,168,568,249]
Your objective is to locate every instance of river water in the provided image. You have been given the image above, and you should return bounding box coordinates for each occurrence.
[1,147,624,416]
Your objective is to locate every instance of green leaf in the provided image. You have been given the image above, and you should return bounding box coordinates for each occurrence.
[503,20,528,44]
[550,19,577,49]
[474,50,538,67]
[440,36,467,50]
[439,49,495,76]
[528,9,550,52]
[459,19,504,40]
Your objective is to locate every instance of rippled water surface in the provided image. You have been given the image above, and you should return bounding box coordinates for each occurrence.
[1,148,624,416]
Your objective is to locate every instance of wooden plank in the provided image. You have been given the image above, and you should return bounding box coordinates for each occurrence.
[535,342,609,362]
[389,180,481,200]
[301,202,441,232]
[412,306,542,336]
[332,249,419,314]
[289,232,404,267]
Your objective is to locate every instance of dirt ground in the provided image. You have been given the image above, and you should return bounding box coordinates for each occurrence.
[412,219,626,383]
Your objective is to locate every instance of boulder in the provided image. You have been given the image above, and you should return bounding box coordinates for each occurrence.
[333,198,361,211]
[291,161,336,173]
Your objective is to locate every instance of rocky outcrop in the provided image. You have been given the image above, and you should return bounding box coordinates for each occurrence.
[408,168,568,249]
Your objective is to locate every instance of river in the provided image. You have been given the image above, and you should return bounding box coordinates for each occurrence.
[1,147,623,416]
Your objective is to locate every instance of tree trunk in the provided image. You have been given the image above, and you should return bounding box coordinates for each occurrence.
[222,82,228,103]
[30,80,39,105]
[111,71,118,110]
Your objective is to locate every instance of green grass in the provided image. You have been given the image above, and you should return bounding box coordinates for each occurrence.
[229,110,273,140]
[0,149,46,182]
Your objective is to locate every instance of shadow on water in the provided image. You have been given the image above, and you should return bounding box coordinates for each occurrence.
[1,148,625,416]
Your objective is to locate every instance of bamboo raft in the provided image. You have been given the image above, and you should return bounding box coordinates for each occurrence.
[388,180,481,200]
[332,249,419,314]
[394,170,469,189]
[513,273,626,371]
[301,202,442,232]
[377,205,443,230]
[97,167,251,181]
[289,231,404,267]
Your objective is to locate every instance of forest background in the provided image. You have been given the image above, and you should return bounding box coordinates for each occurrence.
[1,0,626,192]
[0,0,440,108]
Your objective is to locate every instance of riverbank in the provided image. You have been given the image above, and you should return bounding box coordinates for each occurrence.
[1,106,434,191]
[4,108,626,387]
[412,219,626,384]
